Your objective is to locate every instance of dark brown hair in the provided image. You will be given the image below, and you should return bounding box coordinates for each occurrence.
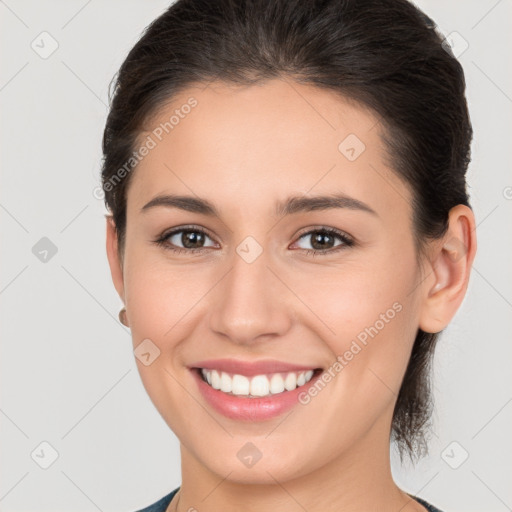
[101,0,473,462]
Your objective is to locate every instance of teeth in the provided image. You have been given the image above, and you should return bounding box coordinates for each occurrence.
[232,374,250,395]
[250,375,269,397]
[220,371,232,393]
[211,370,221,390]
[200,368,316,397]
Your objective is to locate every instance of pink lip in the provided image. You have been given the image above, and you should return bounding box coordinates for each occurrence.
[190,358,320,377]
[190,367,323,421]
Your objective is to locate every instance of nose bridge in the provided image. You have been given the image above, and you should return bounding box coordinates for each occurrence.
[208,238,292,344]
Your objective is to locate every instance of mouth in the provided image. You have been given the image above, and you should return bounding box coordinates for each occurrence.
[188,358,326,420]
[192,367,323,398]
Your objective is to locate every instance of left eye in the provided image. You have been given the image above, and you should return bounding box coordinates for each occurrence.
[293,228,354,255]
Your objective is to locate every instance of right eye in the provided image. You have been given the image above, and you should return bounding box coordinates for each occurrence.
[154,226,218,254]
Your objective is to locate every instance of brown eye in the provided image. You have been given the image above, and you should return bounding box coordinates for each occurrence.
[293,227,355,256]
[176,230,207,249]
[155,226,217,253]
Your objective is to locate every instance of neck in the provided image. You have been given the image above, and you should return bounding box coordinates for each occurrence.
[170,410,425,512]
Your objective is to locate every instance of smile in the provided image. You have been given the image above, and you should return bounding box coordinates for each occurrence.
[200,368,319,398]
[189,359,325,421]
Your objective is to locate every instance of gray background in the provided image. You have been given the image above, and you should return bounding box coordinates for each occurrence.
[1,1,511,511]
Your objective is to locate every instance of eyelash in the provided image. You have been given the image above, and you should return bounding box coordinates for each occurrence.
[154,225,355,257]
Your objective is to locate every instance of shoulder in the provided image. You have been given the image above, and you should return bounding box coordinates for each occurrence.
[412,494,445,512]
[133,487,180,512]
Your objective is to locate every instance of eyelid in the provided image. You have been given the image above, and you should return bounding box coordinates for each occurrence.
[160,224,218,242]
[293,225,354,243]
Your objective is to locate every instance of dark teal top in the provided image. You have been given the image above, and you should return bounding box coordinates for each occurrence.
[135,487,444,511]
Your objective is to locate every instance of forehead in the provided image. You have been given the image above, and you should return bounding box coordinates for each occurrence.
[127,78,411,220]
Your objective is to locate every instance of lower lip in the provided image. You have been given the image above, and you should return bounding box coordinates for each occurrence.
[190,368,323,421]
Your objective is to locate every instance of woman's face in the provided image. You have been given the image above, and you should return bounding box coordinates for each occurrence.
[109,78,433,483]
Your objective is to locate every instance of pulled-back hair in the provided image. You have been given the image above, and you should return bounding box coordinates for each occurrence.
[101,0,473,462]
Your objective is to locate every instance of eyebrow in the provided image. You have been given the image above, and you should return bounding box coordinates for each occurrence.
[140,193,378,217]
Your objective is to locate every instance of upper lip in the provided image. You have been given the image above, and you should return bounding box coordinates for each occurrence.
[190,359,322,377]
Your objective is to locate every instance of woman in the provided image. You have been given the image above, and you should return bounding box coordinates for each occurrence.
[101,0,477,510]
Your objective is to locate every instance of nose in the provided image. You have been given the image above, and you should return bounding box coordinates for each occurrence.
[208,247,293,346]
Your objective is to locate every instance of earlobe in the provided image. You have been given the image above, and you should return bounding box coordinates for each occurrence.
[105,215,126,303]
[418,204,477,334]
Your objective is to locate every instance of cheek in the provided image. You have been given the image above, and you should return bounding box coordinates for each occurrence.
[122,251,219,394]
[286,253,415,341]
[122,254,206,435]
[285,250,419,394]
[123,245,203,335]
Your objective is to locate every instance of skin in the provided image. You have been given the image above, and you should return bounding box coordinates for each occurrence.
[106,78,476,512]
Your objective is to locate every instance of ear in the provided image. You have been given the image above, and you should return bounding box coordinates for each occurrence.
[105,215,125,303]
[418,204,477,334]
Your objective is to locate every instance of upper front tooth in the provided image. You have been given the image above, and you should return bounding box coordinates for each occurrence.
[250,375,270,396]
[232,374,250,395]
